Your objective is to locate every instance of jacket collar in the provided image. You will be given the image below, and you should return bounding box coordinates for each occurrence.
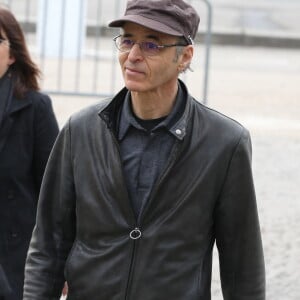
[99,79,192,141]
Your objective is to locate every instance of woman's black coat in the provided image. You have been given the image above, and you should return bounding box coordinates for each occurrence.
[0,263,14,299]
[0,88,59,299]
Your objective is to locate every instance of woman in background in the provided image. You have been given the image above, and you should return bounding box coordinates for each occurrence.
[0,263,13,299]
[0,6,59,299]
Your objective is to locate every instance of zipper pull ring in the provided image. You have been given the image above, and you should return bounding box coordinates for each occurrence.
[129,227,142,240]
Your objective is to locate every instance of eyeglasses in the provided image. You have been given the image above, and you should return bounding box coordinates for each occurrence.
[113,35,187,56]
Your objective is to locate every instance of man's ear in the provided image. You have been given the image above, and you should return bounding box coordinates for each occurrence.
[181,45,194,65]
[178,45,194,73]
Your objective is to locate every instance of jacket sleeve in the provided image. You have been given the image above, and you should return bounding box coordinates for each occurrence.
[32,93,59,193]
[23,119,76,299]
[215,128,265,300]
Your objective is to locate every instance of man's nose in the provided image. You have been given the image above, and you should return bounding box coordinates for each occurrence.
[127,43,144,61]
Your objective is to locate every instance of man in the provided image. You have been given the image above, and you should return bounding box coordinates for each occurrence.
[24,0,265,299]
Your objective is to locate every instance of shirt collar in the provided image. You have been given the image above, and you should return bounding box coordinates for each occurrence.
[118,82,187,141]
[118,91,142,141]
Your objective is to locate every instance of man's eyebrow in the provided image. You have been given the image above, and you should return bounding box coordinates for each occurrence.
[122,32,161,42]
[145,34,160,42]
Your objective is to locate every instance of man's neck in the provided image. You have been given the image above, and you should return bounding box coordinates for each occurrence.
[130,84,178,120]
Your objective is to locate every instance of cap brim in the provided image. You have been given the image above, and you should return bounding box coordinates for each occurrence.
[108,15,182,37]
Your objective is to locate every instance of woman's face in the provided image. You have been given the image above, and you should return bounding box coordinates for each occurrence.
[0,31,15,78]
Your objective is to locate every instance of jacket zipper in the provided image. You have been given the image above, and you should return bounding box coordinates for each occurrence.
[125,141,181,300]
[124,234,140,300]
[105,126,141,300]
[106,123,181,300]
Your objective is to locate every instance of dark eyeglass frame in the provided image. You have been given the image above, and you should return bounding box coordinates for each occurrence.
[113,34,188,56]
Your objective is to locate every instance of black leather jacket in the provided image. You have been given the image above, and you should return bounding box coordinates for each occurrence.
[24,82,265,299]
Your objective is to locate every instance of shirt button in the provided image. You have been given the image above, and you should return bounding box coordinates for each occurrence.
[175,129,182,135]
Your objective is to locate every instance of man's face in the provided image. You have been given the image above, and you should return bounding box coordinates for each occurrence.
[118,22,187,94]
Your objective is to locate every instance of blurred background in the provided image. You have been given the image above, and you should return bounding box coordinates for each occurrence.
[3,0,300,299]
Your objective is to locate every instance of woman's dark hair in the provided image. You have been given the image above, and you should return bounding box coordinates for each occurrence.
[0,6,41,98]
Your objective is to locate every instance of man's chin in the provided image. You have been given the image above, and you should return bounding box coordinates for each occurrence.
[125,82,146,93]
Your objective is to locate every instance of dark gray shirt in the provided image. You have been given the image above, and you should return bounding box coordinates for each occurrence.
[118,84,186,218]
